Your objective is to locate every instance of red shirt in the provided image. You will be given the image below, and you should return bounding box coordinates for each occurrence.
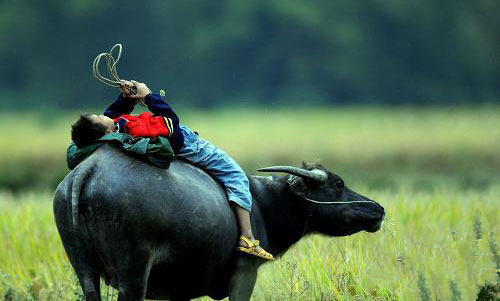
[113,112,174,138]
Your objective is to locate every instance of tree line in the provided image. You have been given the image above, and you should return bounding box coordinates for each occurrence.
[0,0,498,109]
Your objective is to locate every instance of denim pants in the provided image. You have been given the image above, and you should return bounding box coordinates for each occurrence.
[175,125,252,212]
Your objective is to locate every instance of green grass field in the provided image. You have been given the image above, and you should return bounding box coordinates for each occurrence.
[1,107,499,300]
[2,106,500,190]
[1,187,499,300]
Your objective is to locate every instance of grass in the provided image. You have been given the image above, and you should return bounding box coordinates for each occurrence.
[0,185,499,300]
[1,106,500,299]
[1,106,500,190]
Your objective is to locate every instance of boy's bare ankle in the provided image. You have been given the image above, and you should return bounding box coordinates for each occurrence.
[241,234,254,240]
[239,235,258,247]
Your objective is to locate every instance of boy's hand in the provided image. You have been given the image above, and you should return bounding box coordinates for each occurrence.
[119,80,135,99]
[119,80,151,99]
[129,80,151,99]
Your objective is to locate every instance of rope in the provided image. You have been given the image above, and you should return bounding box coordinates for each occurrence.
[92,44,123,88]
[301,196,374,205]
[299,196,374,236]
[93,43,163,106]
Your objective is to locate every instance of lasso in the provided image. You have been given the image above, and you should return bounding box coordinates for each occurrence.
[92,43,165,106]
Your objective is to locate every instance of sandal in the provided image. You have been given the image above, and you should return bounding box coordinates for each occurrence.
[237,236,274,260]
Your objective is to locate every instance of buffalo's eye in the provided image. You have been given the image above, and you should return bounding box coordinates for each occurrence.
[335,180,344,189]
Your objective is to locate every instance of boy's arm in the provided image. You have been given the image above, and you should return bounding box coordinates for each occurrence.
[104,80,179,129]
[103,94,136,118]
[144,94,180,130]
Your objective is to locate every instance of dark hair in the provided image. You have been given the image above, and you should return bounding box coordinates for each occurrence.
[71,114,108,148]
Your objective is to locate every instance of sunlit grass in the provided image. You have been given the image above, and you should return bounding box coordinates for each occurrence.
[4,107,500,163]
[252,185,500,300]
[1,106,499,299]
[1,106,500,190]
[0,185,498,300]
[0,191,76,299]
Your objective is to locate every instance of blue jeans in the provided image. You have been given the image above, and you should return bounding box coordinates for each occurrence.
[176,125,252,212]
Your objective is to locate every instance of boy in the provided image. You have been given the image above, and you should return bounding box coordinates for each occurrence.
[71,80,273,260]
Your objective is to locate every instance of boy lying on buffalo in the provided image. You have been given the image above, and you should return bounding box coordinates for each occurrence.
[71,80,273,260]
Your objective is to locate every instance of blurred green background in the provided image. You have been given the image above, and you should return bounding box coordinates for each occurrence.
[0,0,498,191]
[0,0,498,110]
[1,1,499,300]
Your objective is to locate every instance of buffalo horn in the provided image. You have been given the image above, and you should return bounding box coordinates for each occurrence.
[257,166,327,183]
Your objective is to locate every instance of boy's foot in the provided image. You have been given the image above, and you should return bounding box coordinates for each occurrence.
[237,236,274,260]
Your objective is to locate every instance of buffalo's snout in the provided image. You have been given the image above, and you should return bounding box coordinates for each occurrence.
[370,201,385,218]
[360,201,385,220]
[344,196,385,233]
[364,201,385,232]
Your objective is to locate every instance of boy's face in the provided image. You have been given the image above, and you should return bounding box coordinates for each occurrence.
[89,114,115,133]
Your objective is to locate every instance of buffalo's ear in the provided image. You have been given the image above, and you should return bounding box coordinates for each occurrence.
[287,175,310,197]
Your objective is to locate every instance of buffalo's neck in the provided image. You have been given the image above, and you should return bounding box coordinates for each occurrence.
[249,176,309,256]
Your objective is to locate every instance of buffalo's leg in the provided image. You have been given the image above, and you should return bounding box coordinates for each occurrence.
[58,237,101,300]
[75,263,101,301]
[53,196,101,300]
[117,254,153,301]
[59,233,101,300]
[228,257,258,301]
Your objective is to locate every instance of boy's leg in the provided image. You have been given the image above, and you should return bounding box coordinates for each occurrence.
[176,130,273,259]
[231,203,273,259]
[232,203,253,238]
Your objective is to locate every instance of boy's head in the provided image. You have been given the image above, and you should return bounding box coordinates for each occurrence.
[71,114,115,148]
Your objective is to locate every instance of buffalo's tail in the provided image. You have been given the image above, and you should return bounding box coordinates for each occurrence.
[71,163,95,226]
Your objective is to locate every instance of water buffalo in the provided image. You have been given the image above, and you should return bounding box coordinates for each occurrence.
[53,144,384,300]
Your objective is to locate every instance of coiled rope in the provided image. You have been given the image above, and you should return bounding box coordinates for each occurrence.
[92,43,165,106]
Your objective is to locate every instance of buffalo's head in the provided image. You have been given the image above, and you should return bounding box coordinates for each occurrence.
[258,163,385,237]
